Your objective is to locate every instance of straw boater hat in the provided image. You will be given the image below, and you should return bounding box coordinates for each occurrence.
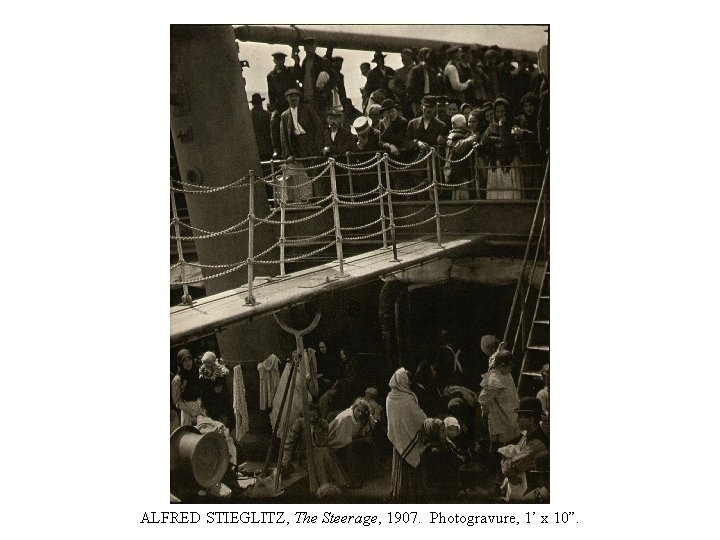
[351,116,373,135]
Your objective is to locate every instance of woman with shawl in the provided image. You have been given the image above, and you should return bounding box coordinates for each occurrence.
[477,350,521,475]
[171,349,203,426]
[443,114,473,200]
[481,97,524,200]
[514,92,543,198]
[386,368,428,502]
[328,398,373,487]
[420,418,461,500]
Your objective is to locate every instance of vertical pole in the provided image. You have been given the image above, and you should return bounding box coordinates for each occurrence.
[329,159,347,276]
[473,144,480,199]
[376,153,388,249]
[346,152,355,203]
[261,359,295,472]
[170,179,192,305]
[274,351,300,491]
[245,170,257,305]
[383,154,400,262]
[430,148,443,248]
[270,158,277,208]
[296,337,318,494]
[279,170,287,277]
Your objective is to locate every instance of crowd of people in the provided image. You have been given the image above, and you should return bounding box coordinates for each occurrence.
[170,329,550,502]
[249,38,549,201]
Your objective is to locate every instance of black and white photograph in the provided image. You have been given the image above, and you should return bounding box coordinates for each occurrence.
[170,24,550,503]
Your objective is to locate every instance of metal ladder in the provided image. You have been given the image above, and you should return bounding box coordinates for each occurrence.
[502,161,549,398]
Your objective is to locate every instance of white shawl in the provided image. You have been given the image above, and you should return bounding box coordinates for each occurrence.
[385,368,427,468]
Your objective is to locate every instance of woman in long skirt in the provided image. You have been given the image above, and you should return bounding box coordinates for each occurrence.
[386,368,427,502]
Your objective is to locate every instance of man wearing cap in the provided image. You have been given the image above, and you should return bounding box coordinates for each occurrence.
[267,51,300,157]
[280,87,322,161]
[407,47,442,116]
[296,37,334,116]
[443,46,474,104]
[435,95,452,128]
[321,108,356,158]
[404,95,448,153]
[391,48,416,118]
[363,51,395,111]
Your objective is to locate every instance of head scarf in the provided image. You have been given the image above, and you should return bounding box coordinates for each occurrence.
[386,368,427,467]
[443,416,460,435]
[423,418,446,441]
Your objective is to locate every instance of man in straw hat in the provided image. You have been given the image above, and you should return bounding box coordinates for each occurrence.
[351,115,380,153]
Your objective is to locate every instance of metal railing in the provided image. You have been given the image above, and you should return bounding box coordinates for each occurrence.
[170,148,547,306]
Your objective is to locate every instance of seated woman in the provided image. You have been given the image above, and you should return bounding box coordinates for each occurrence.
[281,403,348,494]
[327,398,374,487]
[419,418,461,501]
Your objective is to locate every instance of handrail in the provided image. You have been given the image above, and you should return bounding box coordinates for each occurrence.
[502,161,550,349]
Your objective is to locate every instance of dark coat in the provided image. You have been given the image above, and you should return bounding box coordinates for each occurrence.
[364,66,396,106]
[379,116,409,150]
[407,63,442,106]
[404,116,448,150]
[355,127,381,153]
[279,105,322,159]
[251,107,273,161]
[267,66,299,113]
[321,125,357,157]
[300,53,334,110]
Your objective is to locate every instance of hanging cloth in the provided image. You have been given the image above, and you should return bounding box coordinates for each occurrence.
[233,365,250,442]
[257,354,280,410]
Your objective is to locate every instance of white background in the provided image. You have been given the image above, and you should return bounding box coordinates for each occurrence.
[1,1,718,538]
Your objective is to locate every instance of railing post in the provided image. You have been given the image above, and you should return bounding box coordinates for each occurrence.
[329,159,348,277]
[279,170,287,277]
[376,153,388,249]
[346,151,355,203]
[473,144,480,200]
[269,158,277,208]
[383,154,400,262]
[430,148,443,248]
[245,171,257,305]
[170,179,192,305]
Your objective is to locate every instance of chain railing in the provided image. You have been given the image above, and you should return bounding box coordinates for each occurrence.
[171,147,547,306]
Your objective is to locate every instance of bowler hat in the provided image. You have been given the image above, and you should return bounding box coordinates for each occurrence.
[351,116,373,135]
[515,397,543,417]
[421,95,437,106]
[379,99,397,113]
[284,87,302,97]
[436,95,449,104]
[271,51,287,59]
[325,108,342,117]
[371,51,386,63]
[250,93,265,104]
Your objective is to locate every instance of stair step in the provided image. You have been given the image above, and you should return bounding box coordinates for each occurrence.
[534,320,550,325]
[527,345,549,352]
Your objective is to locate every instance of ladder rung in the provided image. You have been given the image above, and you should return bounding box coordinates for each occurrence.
[527,345,549,352]
[534,320,550,325]
[522,371,543,378]
[539,295,550,300]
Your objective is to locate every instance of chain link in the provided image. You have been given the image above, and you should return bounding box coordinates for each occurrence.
[334,156,383,171]
[393,206,430,221]
[283,227,336,244]
[437,177,478,188]
[387,182,435,196]
[255,240,336,265]
[341,216,384,231]
[173,260,250,285]
[386,150,432,168]
[337,185,381,199]
[438,203,481,218]
[170,175,250,194]
[256,202,333,225]
[344,229,385,241]
[436,144,478,164]
[337,192,385,205]
[393,214,438,229]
